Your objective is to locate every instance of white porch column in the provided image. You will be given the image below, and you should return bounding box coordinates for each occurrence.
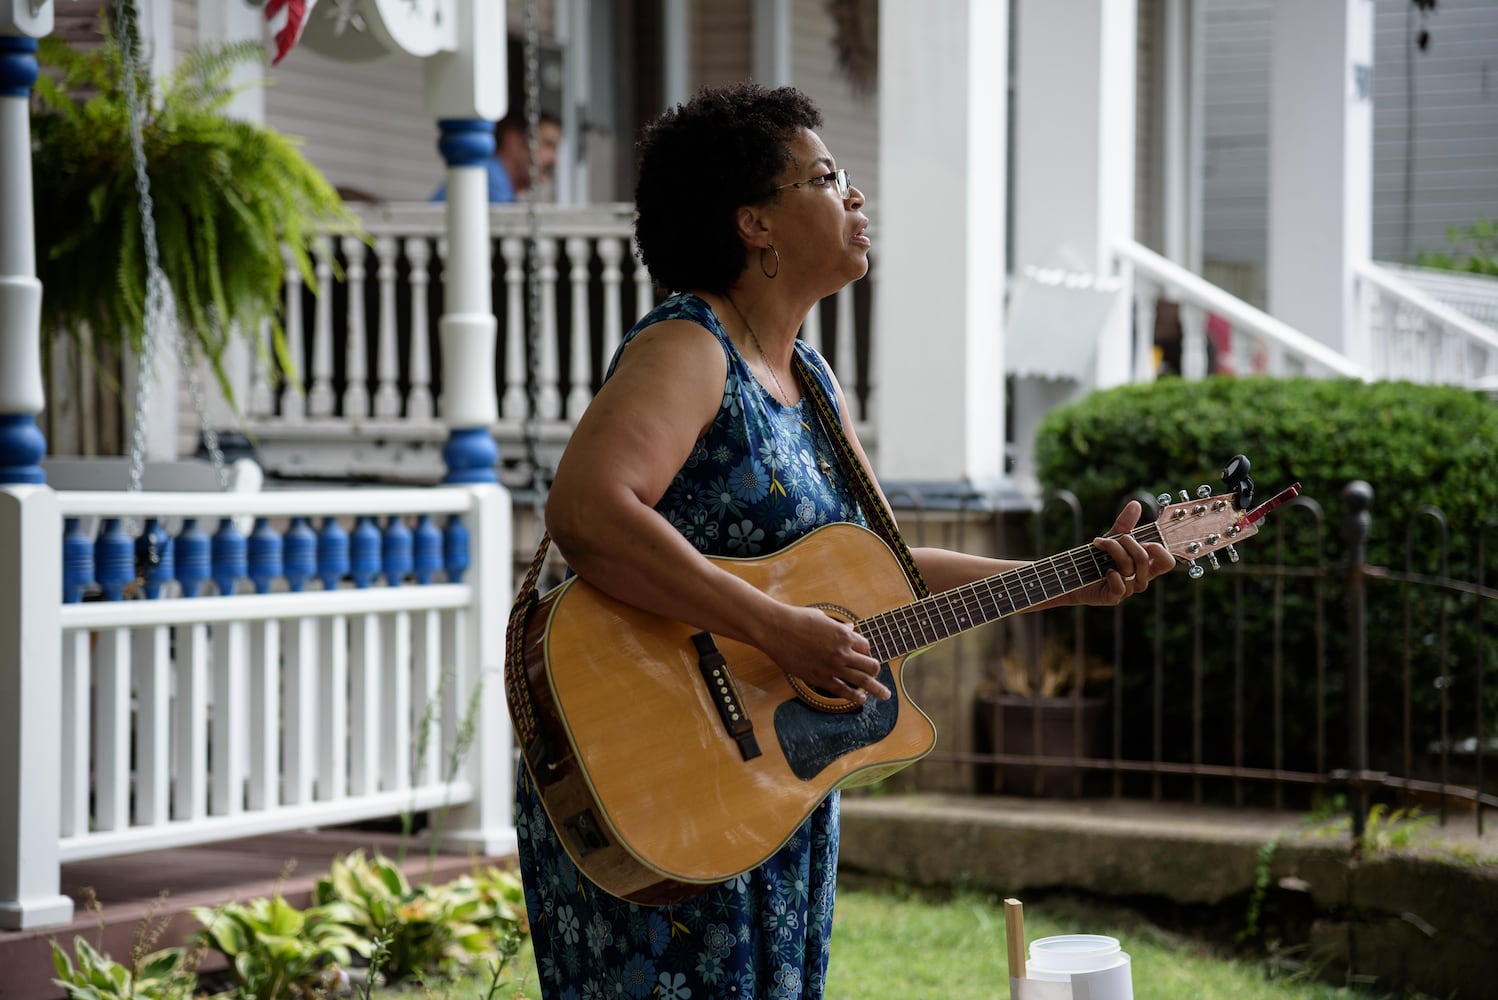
[662,0,689,108]
[428,0,506,485]
[0,2,73,931]
[1266,0,1372,363]
[1009,0,1137,495]
[873,0,1007,485]
[752,0,792,87]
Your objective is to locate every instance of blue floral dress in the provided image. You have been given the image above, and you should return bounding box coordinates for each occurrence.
[516,293,864,999]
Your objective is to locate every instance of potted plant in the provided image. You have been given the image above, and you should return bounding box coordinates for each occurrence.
[975,634,1112,797]
[29,12,357,415]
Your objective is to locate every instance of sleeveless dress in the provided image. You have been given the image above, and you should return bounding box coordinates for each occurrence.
[516,293,864,999]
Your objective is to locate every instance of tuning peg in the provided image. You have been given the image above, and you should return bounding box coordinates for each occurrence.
[1226,544,1240,563]
[1196,484,1212,498]
[1187,560,1205,580]
[1207,551,1220,570]
[1179,490,1190,503]
[1157,493,1172,507]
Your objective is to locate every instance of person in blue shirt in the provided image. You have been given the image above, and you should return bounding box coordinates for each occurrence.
[432,110,561,203]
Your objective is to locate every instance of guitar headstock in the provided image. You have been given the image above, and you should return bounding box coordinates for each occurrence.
[1150,455,1301,579]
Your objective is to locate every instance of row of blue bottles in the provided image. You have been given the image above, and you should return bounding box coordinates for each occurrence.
[60,513,471,601]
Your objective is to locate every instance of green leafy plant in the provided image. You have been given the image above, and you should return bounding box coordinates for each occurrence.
[30,12,358,404]
[51,938,197,1000]
[190,895,370,1000]
[313,850,521,983]
[1416,218,1498,276]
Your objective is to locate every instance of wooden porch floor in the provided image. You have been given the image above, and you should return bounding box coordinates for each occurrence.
[0,828,511,999]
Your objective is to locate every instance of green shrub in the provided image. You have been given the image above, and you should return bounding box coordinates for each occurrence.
[191,895,369,1000]
[1034,377,1498,798]
[1416,218,1498,276]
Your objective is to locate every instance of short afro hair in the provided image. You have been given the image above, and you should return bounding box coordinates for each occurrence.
[633,83,822,294]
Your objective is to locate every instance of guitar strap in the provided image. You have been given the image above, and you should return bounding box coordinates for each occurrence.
[504,346,932,762]
[793,351,930,599]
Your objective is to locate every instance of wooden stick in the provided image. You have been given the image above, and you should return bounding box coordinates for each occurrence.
[1004,897,1027,979]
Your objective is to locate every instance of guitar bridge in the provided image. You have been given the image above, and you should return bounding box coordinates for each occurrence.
[692,632,763,762]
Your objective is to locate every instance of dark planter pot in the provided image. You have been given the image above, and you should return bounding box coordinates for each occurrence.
[975,693,1106,797]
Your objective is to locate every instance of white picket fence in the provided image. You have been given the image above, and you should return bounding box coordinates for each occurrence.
[0,482,514,930]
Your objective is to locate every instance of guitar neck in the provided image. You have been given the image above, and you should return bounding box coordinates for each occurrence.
[857,522,1165,662]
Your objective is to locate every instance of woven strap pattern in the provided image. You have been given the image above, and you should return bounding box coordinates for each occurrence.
[504,530,554,748]
[794,353,931,599]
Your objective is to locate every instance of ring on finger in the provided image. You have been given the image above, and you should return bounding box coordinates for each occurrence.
[1123,574,1137,582]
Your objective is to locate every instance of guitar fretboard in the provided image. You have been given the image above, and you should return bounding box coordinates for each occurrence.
[857,522,1165,662]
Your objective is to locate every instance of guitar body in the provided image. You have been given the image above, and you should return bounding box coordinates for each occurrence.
[514,521,937,905]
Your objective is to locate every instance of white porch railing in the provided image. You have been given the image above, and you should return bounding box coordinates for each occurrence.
[1354,261,1498,388]
[0,482,514,930]
[245,203,872,484]
[1116,240,1367,381]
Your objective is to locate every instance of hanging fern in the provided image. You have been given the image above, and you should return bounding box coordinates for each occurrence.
[30,21,359,403]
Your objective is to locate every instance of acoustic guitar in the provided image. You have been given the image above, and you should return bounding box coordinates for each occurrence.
[507,478,1301,905]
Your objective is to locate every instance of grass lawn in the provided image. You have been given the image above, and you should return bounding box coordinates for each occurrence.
[390,886,1417,999]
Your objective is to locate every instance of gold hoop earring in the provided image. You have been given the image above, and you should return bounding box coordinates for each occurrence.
[760,245,780,280]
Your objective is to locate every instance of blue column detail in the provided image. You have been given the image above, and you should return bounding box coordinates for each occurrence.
[248,517,284,595]
[443,514,470,584]
[94,519,133,602]
[442,427,499,484]
[438,118,496,166]
[284,516,317,593]
[0,36,40,97]
[383,515,412,587]
[211,518,247,597]
[62,518,92,604]
[176,519,211,598]
[136,518,174,599]
[317,517,349,591]
[0,413,46,486]
[413,514,443,585]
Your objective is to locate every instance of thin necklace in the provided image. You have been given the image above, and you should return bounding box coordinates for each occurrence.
[724,293,792,405]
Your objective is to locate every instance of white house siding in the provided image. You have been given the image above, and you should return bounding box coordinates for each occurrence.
[791,1,879,212]
[691,0,753,91]
[1201,0,1498,301]
[1135,0,1155,250]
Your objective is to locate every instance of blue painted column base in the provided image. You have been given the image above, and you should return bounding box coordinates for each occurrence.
[443,427,499,484]
[0,414,46,485]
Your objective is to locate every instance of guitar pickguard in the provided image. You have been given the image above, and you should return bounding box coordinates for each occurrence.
[772,663,899,780]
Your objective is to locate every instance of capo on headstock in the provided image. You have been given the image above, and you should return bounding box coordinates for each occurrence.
[1222,454,1253,511]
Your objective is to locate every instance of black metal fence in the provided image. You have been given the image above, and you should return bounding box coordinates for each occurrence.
[914,482,1497,842]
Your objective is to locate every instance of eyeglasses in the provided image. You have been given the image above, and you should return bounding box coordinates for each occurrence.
[774,168,851,200]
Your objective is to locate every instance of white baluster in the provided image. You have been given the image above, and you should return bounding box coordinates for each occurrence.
[317,615,349,802]
[308,236,336,417]
[211,620,249,817]
[348,612,382,797]
[567,236,594,419]
[380,611,412,790]
[280,618,319,806]
[247,619,281,810]
[411,610,444,787]
[599,237,625,376]
[59,632,90,838]
[132,627,172,827]
[280,244,306,421]
[342,235,371,418]
[248,318,275,418]
[501,236,527,420]
[405,237,435,421]
[1133,276,1159,379]
[93,630,130,832]
[373,236,402,417]
[835,284,858,409]
[536,236,563,420]
[633,253,654,321]
[1181,302,1209,380]
[172,624,210,821]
